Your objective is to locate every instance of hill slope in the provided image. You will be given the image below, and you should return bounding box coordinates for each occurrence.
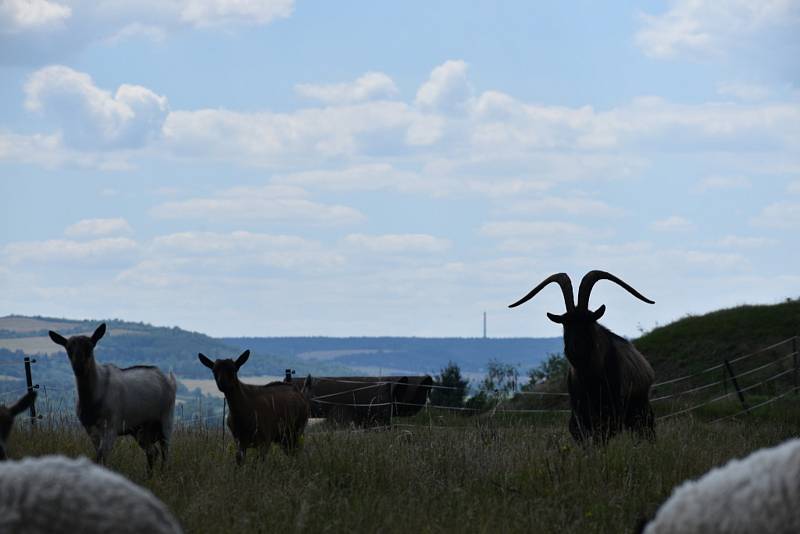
[635,299,800,381]
[0,315,352,390]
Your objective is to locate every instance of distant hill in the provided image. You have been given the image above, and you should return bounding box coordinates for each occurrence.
[0,315,353,393]
[635,299,800,381]
[222,336,564,378]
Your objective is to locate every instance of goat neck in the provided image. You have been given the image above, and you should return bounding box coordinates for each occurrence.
[220,377,249,413]
[74,354,100,410]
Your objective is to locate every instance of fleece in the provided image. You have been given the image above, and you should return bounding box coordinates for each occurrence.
[0,455,182,534]
[644,438,800,534]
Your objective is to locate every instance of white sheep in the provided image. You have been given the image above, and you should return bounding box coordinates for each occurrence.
[642,438,800,534]
[0,455,183,534]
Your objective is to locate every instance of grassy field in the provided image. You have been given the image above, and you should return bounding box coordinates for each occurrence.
[7,401,800,534]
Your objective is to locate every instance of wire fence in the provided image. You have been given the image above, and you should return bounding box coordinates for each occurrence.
[2,335,798,435]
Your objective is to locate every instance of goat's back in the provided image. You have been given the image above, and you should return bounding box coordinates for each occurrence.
[609,333,654,396]
[96,365,176,429]
[241,383,309,428]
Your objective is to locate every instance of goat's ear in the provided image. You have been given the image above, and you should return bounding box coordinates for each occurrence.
[547,312,566,324]
[235,350,250,370]
[10,390,36,417]
[592,305,606,321]
[48,331,67,347]
[198,353,214,370]
[91,323,106,345]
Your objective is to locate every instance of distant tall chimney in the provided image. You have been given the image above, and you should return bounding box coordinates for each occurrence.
[483,311,487,339]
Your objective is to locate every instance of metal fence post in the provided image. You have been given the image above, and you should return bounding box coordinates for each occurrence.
[724,359,750,412]
[23,356,38,426]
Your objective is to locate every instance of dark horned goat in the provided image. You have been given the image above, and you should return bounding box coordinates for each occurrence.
[509,270,656,442]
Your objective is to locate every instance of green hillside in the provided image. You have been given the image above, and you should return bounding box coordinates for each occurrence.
[635,299,800,381]
[0,315,352,392]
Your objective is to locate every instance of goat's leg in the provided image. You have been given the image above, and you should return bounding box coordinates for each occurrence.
[144,444,158,477]
[158,437,169,468]
[235,442,246,466]
[96,427,117,465]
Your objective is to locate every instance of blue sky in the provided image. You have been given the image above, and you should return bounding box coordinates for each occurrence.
[1,0,798,338]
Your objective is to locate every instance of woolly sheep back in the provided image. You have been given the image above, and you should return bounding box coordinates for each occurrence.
[644,438,800,534]
[0,455,182,534]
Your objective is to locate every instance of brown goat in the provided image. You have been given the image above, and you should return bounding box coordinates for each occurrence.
[0,391,36,461]
[198,350,309,464]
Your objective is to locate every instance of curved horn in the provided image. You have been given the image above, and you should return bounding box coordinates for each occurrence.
[509,273,575,311]
[577,270,654,309]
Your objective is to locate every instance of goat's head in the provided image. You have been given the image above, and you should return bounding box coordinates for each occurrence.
[0,390,36,461]
[48,323,106,376]
[198,350,250,393]
[509,271,654,365]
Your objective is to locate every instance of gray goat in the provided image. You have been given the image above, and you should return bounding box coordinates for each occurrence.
[48,323,176,473]
[510,270,656,442]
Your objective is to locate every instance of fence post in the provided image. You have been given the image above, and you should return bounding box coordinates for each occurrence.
[23,357,38,426]
[793,336,798,395]
[722,366,728,395]
[724,359,750,412]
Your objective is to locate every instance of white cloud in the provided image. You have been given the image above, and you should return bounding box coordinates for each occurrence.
[344,233,451,254]
[415,60,471,112]
[717,235,778,248]
[150,184,364,225]
[788,180,800,193]
[464,178,553,198]
[693,176,751,192]
[751,201,800,228]
[6,64,800,187]
[179,0,293,27]
[652,215,694,232]
[717,82,772,101]
[295,72,398,104]
[24,65,168,149]
[3,237,139,265]
[636,0,800,59]
[505,195,622,217]
[0,0,70,33]
[0,1,294,65]
[162,100,426,165]
[0,131,133,169]
[150,231,344,270]
[479,220,603,252]
[480,220,592,239]
[273,164,445,194]
[65,218,133,237]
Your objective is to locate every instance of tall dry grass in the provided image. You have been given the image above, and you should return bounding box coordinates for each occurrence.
[7,401,800,534]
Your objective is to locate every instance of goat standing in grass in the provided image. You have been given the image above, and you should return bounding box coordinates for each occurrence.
[48,323,176,474]
[198,350,309,464]
[0,391,36,461]
[510,270,656,442]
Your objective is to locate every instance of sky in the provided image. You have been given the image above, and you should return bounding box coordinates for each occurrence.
[1,0,799,338]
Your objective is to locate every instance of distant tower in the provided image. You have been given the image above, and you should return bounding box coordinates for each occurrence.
[483,311,487,339]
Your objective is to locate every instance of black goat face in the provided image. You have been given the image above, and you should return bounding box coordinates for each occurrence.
[198,350,250,394]
[550,307,605,366]
[48,324,106,375]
